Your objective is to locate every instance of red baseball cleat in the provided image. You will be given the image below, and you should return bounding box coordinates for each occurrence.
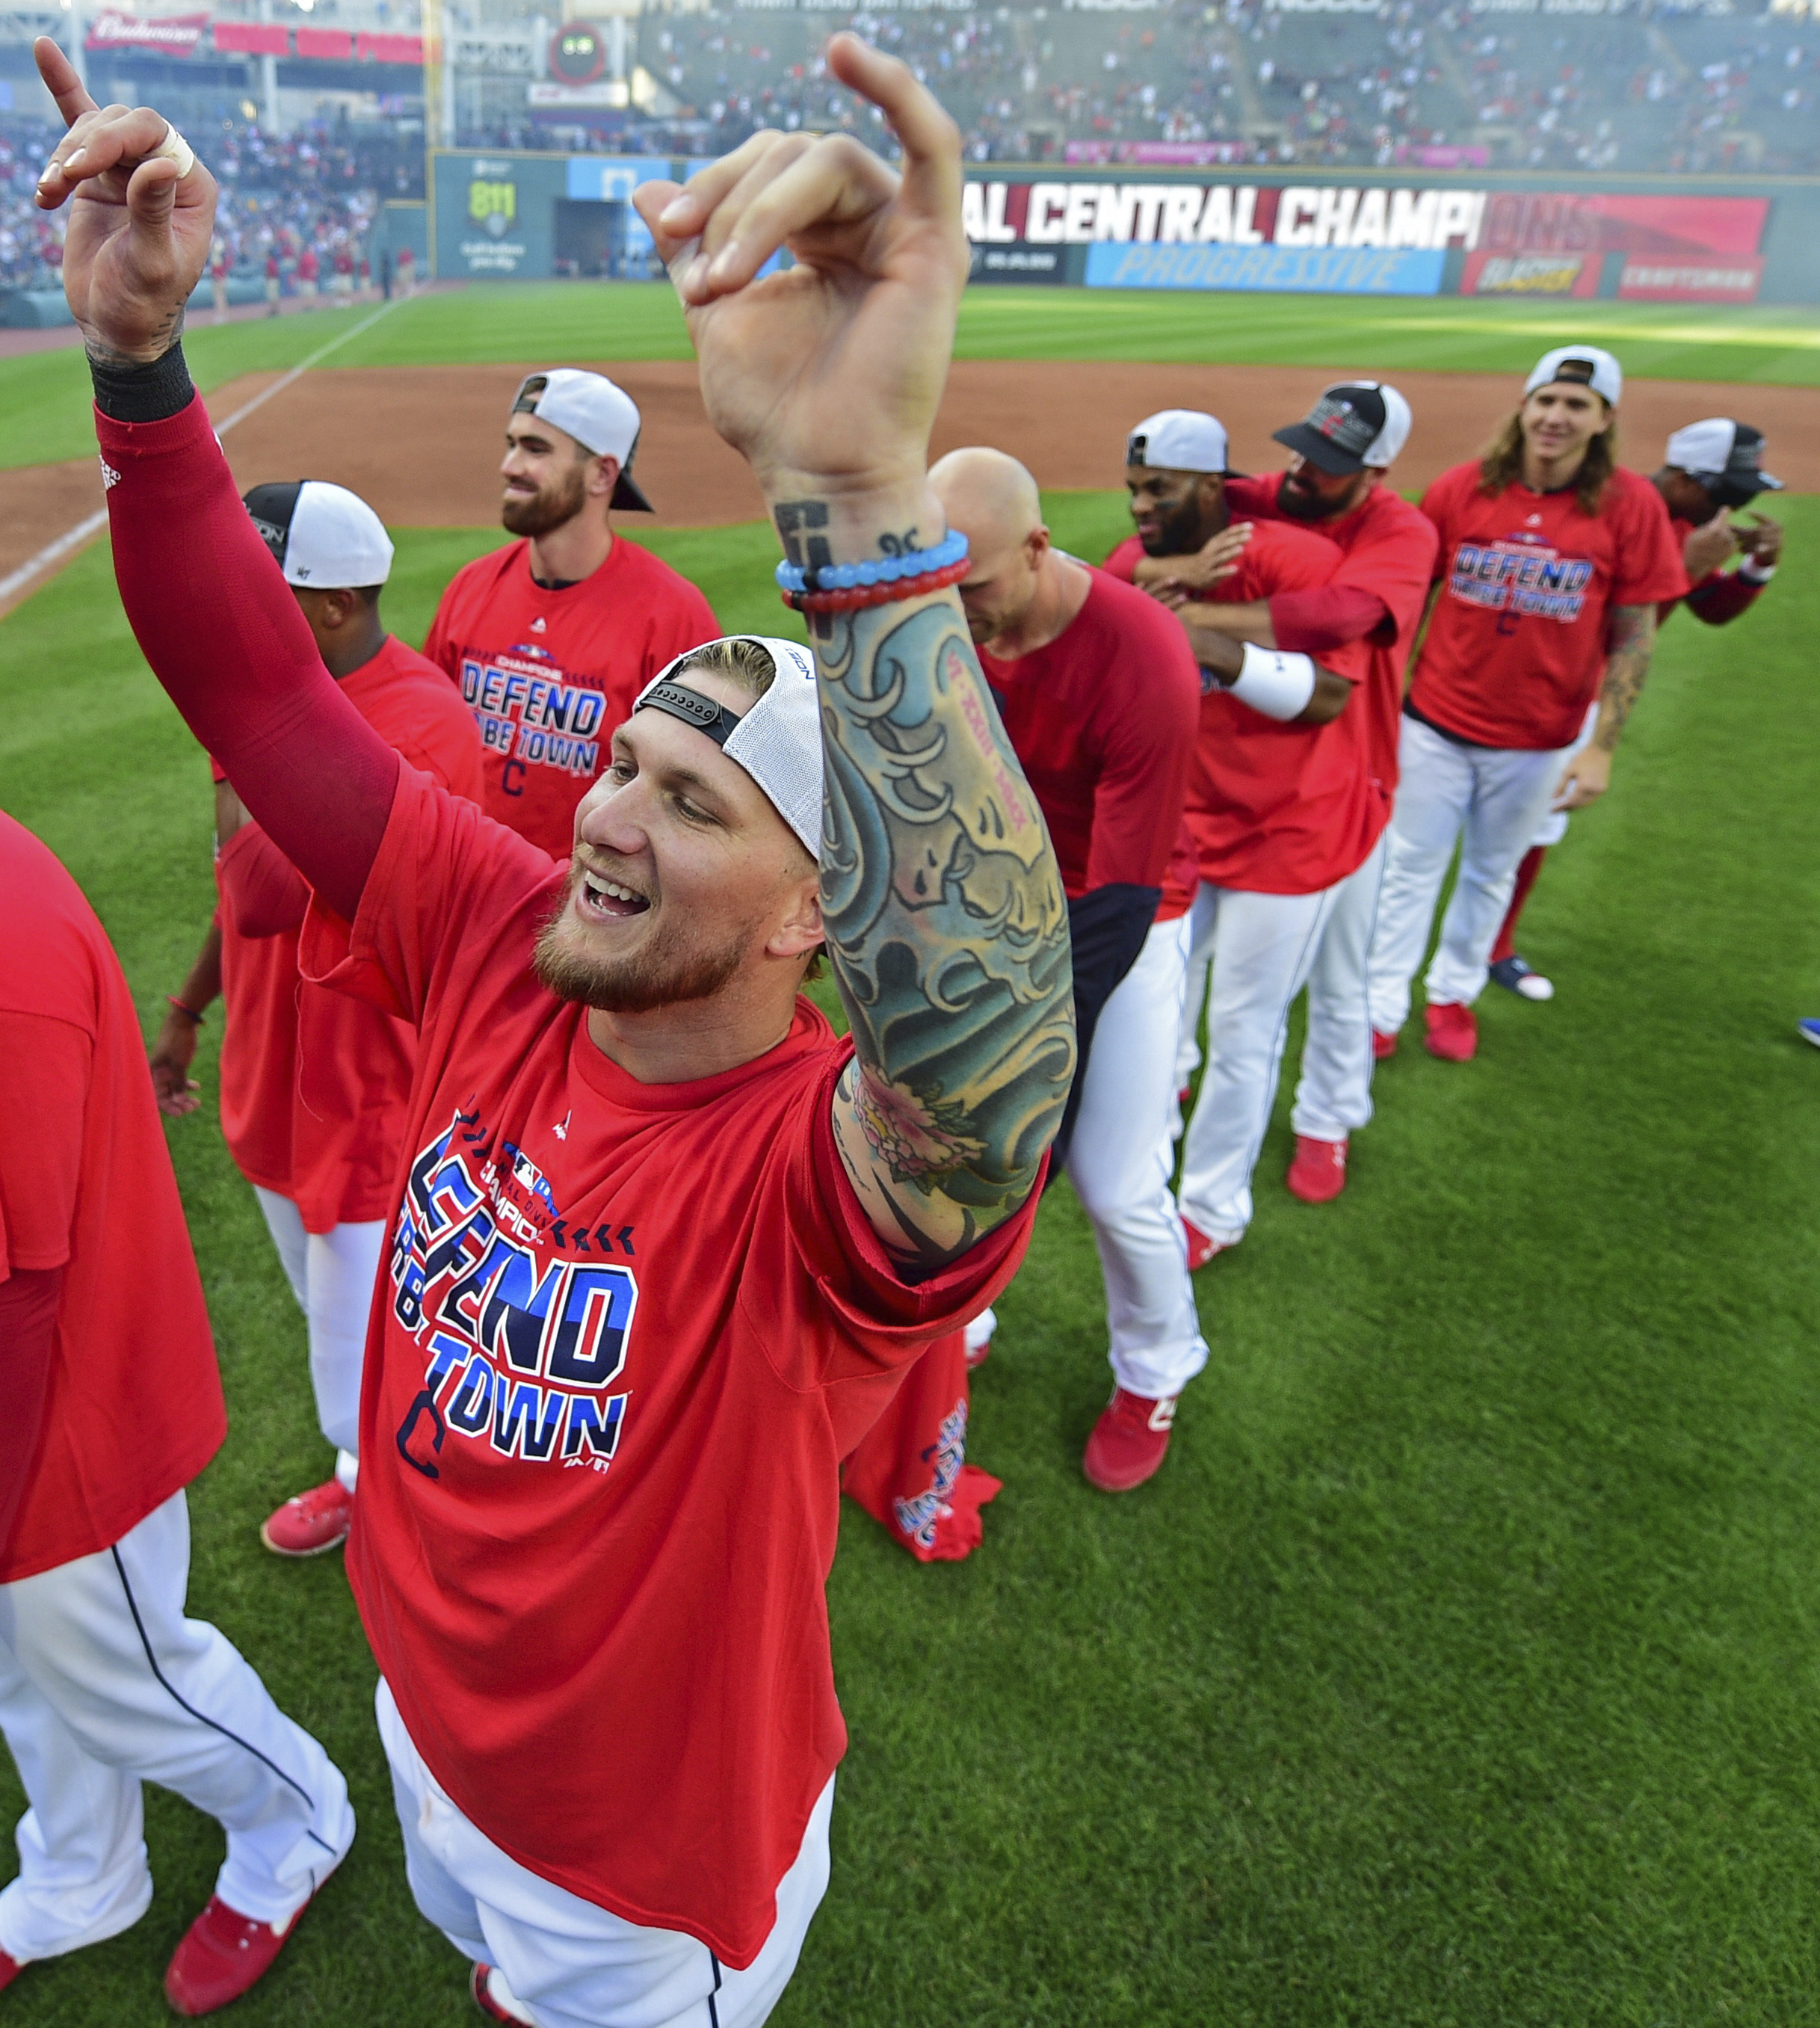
[0,1949,22,1994]
[1286,1133,1348,1205]
[472,1961,536,2024]
[259,1479,353,1557]
[1083,1387,1179,1493]
[1182,1216,1231,1270]
[1372,1028,1398,1061]
[1422,1001,1478,1062]
[164,1893,314,2016]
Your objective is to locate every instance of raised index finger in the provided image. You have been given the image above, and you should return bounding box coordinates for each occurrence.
[825,33,961,233]
[34,36,99,129]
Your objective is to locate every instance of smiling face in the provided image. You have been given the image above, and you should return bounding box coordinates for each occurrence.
[500,413,611,540]
[1519,382,1610,470]
[1125,465,1221,555]
[531,669,821,1016]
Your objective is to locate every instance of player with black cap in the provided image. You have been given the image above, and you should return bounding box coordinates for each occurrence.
[149,479,482,1558]
[1487,415,1786,1001]
[1126,384,1437,1215]
[424,368,718,859]
[1363,344,1687,1064]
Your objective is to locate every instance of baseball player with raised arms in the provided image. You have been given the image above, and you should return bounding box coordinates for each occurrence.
[928,444,1203,1492]
[1120,388,1437,1211]
[1488,415,1785,1002]
[424,368,718,858]
[149,479,482,1558]
[1364,345,1687,1063]
[1104,407,1381,1264]
[41,35,1070,2027]
[0,813,355,2015]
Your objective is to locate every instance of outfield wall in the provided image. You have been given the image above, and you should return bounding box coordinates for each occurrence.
[429,150,1820,305]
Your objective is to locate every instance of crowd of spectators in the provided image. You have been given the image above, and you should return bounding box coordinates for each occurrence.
[0,110,419,303]
[590,0,1819,176]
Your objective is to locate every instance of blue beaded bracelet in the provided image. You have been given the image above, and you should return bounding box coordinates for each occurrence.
[774,528,969,596]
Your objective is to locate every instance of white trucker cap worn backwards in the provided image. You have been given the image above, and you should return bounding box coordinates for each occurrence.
[634,638,824,863]
[1126,410,1230,475]
[1526,344,1623,407]
[512,369,654,511]
[241,479,394,589]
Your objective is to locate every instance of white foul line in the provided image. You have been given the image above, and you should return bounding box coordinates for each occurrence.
[0,295,403,614]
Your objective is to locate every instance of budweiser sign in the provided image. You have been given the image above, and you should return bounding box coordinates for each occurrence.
[86,11,209,55]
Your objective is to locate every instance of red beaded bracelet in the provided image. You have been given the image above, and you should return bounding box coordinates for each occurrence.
[780,555,970,614]
[166,994,206,1025]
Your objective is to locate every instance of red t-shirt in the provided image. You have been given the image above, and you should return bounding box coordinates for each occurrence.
[977,566,1200,907]
[1109,520,1378,897]
[0,816,226,1582]
[217,634,485,1232]
[424,537,718,860]
[1225,473,1440,808]
[1410,463,1688,751]
[297,771,1038,1967]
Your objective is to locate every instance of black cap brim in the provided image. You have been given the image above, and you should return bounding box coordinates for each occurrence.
[611,469,654,513]
[1272,422,1366,476]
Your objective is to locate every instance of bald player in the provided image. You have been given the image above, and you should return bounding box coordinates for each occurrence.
[1489,416,1786,1002]
[931,446,1203,1493]
[149,480,482,1559]
[1124,389,1437,1211]
[424,369,718,858]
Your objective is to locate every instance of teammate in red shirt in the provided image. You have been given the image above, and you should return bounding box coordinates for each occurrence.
[1105,407,1389,1290]
[150,481,484,1560]
[0,814,355,2017]
[423,368,718,858]
[1365,345,1688,1062]
[1489,416,1786,1001]
[928,445,1203,1494]
[58,45,1070,2022]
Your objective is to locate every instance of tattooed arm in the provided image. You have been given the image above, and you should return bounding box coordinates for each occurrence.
[779,524,1073,1266]
[1553,602,1657,811]
[636,38,1073,1264]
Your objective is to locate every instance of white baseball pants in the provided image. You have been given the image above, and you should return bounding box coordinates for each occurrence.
[1366,715,1577,1034]
[1292,828,1389,1145]
[1177,878,1340,1246]
[1527,700,1601,853]
[253,1188,386,1488]
[0,1491,354,1964]
[1065,913,1207,1402]
[377,1680,830,2028]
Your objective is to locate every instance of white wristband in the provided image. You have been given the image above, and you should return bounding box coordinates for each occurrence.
[1739,560,1775,585]
[1228,643,1316,722]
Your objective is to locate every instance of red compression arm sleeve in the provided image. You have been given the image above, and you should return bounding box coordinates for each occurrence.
[97,394,399,922]
[1269,585,1389,656]
[217,821,311,938]
[0,1266,61,1550]
[1682,570,1767,627]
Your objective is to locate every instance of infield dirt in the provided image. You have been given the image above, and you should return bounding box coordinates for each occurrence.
[7,357,1816,588]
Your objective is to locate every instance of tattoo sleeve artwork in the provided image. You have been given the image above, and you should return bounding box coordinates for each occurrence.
[775,501,1076,1268]
[1593,602,1658,751]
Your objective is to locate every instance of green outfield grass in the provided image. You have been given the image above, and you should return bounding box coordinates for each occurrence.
[2,281,1816,472]
[2,484,1819,2025]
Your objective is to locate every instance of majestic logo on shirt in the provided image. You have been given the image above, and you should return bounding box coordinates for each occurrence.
[389,1112,636,1481]
[1448,537,1593,623]
[459,651,605,778]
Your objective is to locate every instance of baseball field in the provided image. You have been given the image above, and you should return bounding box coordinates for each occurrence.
[3,280,1819,2024]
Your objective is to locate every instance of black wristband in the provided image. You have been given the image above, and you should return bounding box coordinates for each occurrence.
[89,342,196,424]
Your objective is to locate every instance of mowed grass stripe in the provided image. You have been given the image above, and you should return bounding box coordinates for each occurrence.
[1,501,1819,2024]
[1,285,1815,472]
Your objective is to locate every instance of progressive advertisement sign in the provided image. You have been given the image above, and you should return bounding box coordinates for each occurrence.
[962,178,1773,300]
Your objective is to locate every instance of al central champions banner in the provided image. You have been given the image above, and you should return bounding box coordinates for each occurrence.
[961,178,1771,300]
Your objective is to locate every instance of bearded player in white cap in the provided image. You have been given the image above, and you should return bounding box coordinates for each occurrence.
[1487,415,1786,1002]
[1365,344,1688,1063]
[148,479,482,1558]
[38,31,1071,2025]
[424,367,718,858]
